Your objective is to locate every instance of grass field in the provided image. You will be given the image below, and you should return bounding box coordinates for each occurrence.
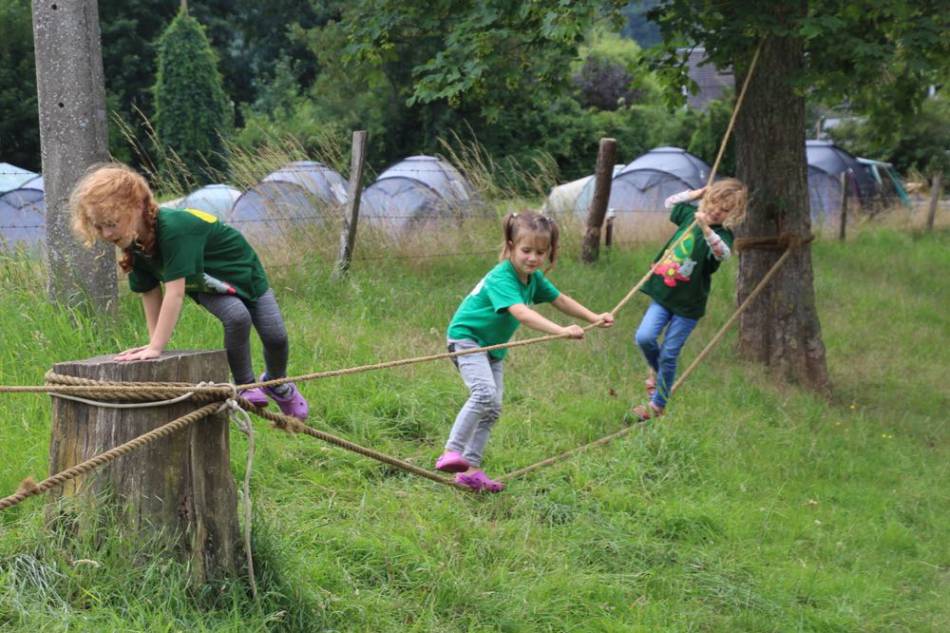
[0,220,947,632]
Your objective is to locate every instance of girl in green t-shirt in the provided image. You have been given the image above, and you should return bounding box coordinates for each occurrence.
[70,163,309,420]
[632,178,747,421]
[437,211,614,492]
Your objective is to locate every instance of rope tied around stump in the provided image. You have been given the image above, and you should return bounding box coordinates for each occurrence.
[734,232,815,253]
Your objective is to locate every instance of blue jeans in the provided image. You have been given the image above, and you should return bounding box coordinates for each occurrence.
[635,301,698,409]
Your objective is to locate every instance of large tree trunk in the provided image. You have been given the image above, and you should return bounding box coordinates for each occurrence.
[33,0,117,313]
[734,33,830,394]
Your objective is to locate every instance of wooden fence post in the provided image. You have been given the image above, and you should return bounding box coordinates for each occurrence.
[838,171,850,241]
[47,350,240,584]
[581,138,617,263]
[926,172,942,232]
[335,130,368,277]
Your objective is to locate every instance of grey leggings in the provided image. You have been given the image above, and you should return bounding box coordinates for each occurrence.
[195,288,288,385]
[445,339,505,468]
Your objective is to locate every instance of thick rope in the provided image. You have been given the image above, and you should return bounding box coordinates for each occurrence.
[0,403,219,511]
[248,406,464,489]
[502,243,795,483]
[671,246,794,394]
[498,424,642,483]
[20,372,464,490]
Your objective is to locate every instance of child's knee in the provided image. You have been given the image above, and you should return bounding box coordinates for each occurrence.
[635,329,657,351]
[224,310,253,334]
[469,383,499,411]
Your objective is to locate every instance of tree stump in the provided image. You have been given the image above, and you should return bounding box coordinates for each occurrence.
[47,350,240,583]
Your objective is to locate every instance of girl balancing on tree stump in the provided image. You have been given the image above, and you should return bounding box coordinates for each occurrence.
[70,163,309,420]
[632,178,747,421]
[435,211,614,492]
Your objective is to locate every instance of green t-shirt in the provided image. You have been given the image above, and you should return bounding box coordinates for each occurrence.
[640,202,734,320]
[129,207,269,302]
[447,259,561,359]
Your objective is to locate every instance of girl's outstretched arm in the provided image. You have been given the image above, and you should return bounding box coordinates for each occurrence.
[116,278,186,361]
[142,285,162,338]
[552,294,614,328]
[508,303,585,339]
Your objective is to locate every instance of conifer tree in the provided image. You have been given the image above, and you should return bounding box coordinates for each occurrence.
[153,8,232,185]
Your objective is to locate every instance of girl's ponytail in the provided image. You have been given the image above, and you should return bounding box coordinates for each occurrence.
[498,210,560,271]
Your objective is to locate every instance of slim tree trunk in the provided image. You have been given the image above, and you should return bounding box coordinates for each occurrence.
[734,32,830,394]
[32,0,117,313]
[581,138,616,263]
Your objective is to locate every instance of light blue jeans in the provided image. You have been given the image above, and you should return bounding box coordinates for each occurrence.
[445,339,505,468]
[635,301,698,409]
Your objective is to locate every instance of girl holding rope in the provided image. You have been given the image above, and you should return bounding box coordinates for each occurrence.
[436,211,614,492]
[632,178,747,420]
[69,163,309,420]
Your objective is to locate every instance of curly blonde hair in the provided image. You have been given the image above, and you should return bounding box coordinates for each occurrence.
[69,163,159,271]
[701,178,748,229]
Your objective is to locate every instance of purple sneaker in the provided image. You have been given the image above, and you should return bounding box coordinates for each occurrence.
[239,387,268,408]
[435,450,470,473]
[455,470,505,493]
[261,376,309,421]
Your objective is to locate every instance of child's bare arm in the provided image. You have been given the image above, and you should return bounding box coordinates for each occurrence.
[142,286,162,338]
[116,278,186,361]
[552,294,614,328]
[508,303,584,338]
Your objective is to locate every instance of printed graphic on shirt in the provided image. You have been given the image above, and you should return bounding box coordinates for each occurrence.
[198,273,237,295]
[652,231,697,287]
[184,208,218,224]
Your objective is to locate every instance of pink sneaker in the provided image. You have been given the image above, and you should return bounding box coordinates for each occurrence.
[455,470,505,493]
[262,377,309,421]
[239,387,268,408]
[435,450,470,473]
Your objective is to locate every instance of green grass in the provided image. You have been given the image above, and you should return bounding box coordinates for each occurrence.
[0,225,947,632]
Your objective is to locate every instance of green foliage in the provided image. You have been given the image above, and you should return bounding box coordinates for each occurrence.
[831,92,950,178]
[686,94,736,175]
[152,9,234,185]
[263,0,636,184]
[647,0,949,120]
[0,0,39,171]
[98,0,178,166]
[572,30,664,110]
[0,223,948,630]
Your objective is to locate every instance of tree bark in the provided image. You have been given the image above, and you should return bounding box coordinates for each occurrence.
[734,32,830,395]
[32,0,117,314]
[48,350,240,584]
